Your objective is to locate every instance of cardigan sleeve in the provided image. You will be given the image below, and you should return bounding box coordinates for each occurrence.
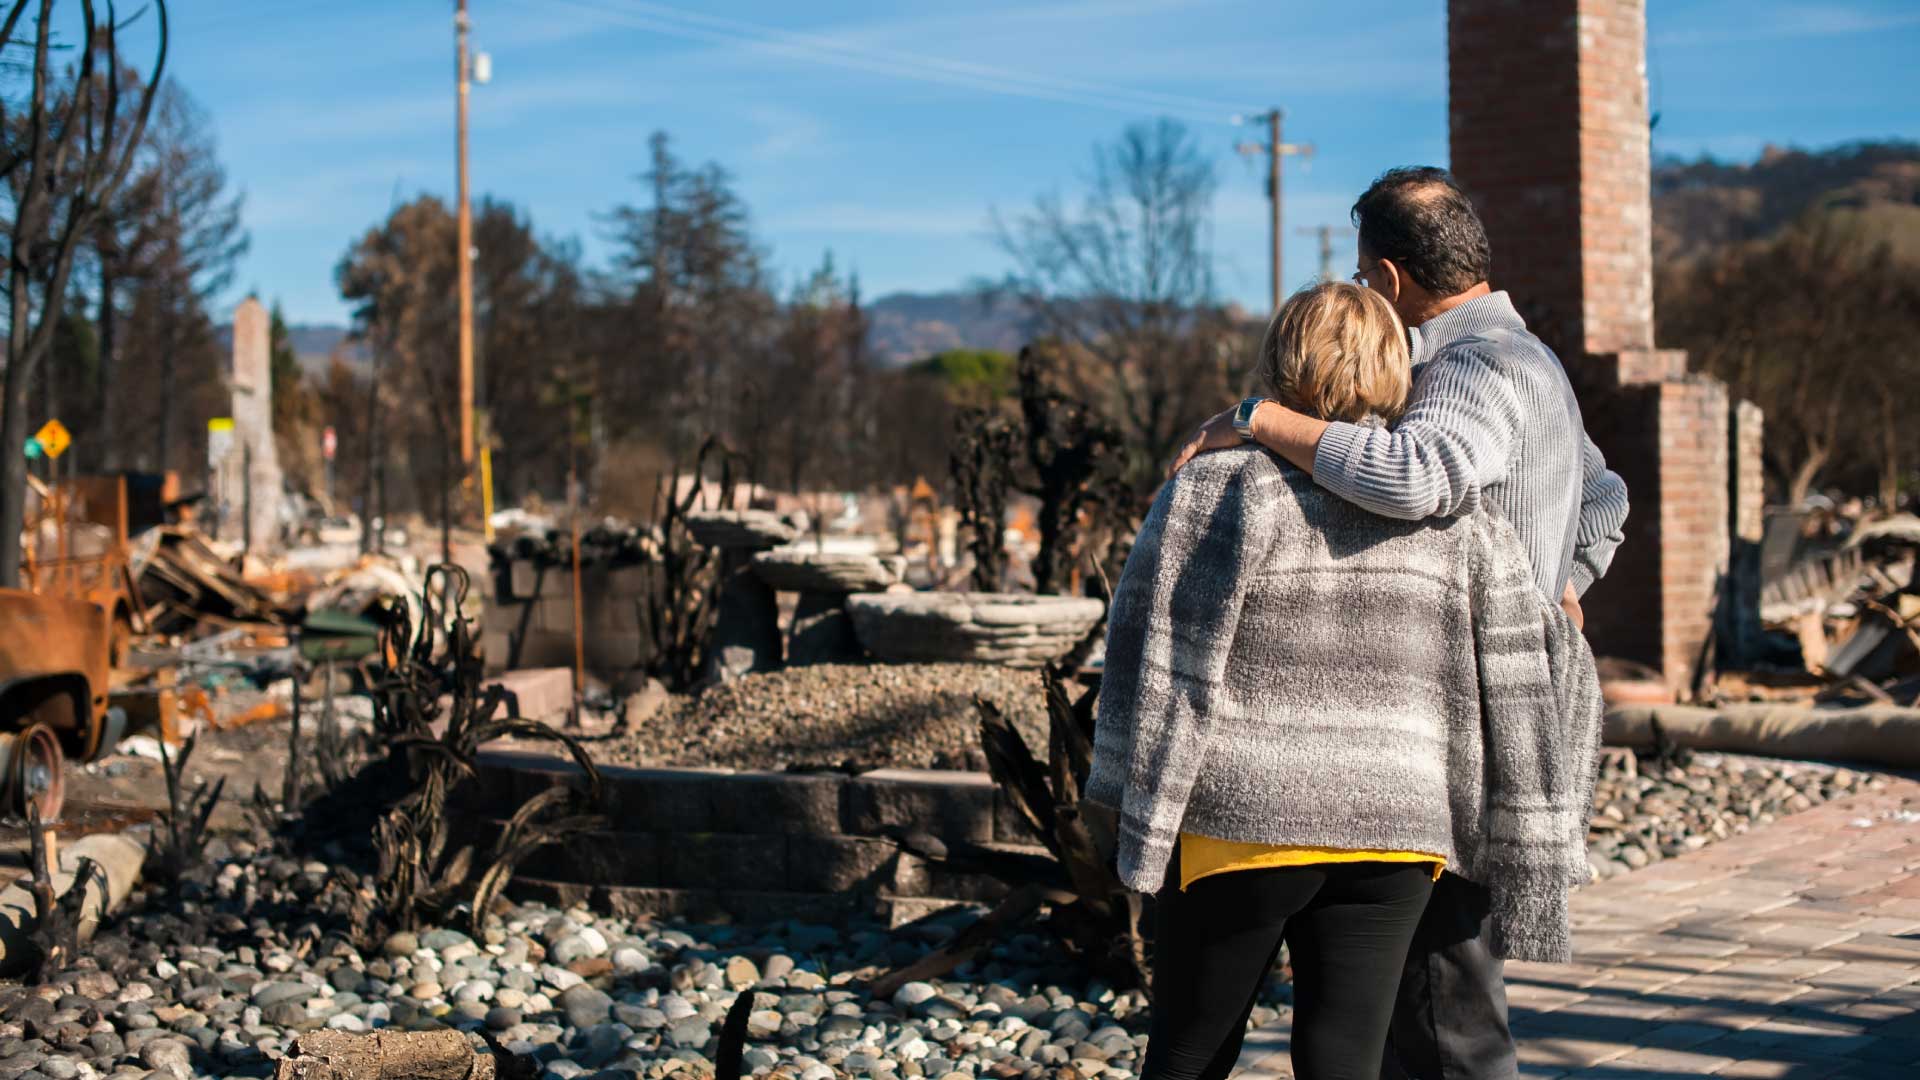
[1569,433,1629,596]
[1467,509,1582,962]
[1087,450,1281,894]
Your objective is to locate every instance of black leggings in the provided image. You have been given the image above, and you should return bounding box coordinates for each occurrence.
[1141,861,1434,1080]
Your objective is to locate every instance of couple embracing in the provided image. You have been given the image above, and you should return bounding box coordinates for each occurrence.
[1087,167,1628,1080]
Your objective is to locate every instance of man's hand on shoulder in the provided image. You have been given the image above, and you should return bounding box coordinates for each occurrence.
[1170,400,1329,480]
[1167,406,1241,479]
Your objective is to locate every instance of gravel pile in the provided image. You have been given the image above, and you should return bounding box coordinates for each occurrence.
[1584,751,1882,879]
[598,664,1052,772]
[0,838,1281,1080]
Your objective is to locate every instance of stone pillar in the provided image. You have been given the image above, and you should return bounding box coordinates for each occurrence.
[227,298,283,554]
[687,511,797,682]
[751,551,906,667]
[1449,0,1738,694]
[1720,401,1767,666]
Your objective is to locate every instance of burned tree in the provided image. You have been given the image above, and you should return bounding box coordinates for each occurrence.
[365,565,605,935]
[1,0,169,586]
[949,408,1017,591]
[949,346,1136,605]
[641,437,741,692]
[994,119,1241,480]
[1015,344,1134,596]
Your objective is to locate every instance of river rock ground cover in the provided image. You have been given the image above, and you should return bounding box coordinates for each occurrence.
[0,833,1240,1080]
[1,707,1894,1080]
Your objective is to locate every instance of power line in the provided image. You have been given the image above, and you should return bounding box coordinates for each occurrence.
[546,0,1256,125]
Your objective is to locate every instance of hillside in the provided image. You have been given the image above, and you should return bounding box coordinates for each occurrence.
[1652,141,1920,262]
[212,322,369,378]
[863,290,1035,367]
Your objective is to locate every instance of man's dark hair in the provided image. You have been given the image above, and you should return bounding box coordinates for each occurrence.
[1350,166,1492,296]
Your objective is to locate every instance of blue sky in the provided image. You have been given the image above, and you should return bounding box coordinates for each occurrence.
[164,0,1920,326]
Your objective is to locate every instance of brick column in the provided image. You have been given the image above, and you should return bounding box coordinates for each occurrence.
[1449,0,1735,694]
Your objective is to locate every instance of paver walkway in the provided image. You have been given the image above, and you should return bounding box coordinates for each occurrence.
[1231,775,1920,1078]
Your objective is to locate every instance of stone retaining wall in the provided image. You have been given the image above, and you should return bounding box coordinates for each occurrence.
[483,562,653,677]
[463,750,1046,926]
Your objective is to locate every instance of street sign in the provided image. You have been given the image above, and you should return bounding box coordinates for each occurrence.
[31,418,70,460]
[23,438,42,460]
[208,417,235,465]
[322,426,337,461]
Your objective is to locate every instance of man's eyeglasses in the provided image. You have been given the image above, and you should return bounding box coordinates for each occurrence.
[1352,262,1381,286]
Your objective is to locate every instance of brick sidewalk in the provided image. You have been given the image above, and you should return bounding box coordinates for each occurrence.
[1231,776,1920,1079]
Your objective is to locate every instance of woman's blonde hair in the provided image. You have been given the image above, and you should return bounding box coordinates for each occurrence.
[1255,281,1411,423]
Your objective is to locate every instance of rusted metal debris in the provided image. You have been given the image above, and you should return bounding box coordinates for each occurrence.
[131,526,288,636]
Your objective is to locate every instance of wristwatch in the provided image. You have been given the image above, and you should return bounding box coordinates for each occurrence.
[1231,397,1266,440]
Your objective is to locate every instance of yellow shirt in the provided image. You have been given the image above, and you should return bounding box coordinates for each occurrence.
[1180,833,1447,891]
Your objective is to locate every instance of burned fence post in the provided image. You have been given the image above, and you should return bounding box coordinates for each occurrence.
[286,628,304,809]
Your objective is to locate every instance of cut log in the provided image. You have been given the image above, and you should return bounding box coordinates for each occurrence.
[273,1029,522,1080]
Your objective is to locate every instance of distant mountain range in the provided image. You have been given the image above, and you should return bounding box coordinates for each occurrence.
[862,290,1036,366]
[1652,141,1920,262]
[237,292,1040,379]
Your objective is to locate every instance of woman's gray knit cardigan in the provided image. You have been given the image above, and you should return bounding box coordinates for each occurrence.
[1086,445,1604,963]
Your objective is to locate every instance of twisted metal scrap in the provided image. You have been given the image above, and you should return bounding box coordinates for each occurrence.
[371,564,605,934]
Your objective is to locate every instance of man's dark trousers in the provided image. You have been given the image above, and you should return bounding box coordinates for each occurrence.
[1379,871,1518,1080]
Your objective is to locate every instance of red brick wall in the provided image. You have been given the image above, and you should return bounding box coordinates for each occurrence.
[1450,0,1735,694]
[1449,0,1655,364]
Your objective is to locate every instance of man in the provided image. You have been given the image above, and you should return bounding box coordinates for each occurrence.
[1169,166,1629,1079]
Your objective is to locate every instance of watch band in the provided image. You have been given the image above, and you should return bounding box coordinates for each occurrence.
[1232,397,1264,440]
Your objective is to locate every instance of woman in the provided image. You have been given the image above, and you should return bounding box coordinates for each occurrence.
[1086,281,1600,1080]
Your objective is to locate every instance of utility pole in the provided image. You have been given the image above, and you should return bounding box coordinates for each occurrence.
[1236,109,1313,313]
[455,0,474,470]
[1295,224,1349,283]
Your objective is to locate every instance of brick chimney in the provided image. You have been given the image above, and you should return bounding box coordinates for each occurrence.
[1447,0,1758,693]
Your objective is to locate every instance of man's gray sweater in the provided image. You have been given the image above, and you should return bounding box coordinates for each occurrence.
[1086,446,1605,962]
[1311,291,1629,600]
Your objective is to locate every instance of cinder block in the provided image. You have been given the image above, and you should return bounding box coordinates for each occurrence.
[880,895,972,930]
[595,765,734,832]
[606,565,649,597]
[484,667,573,723]
[661,832,787,890]
[538,595,577,633]
[483,601,528,636]
[591,595,642,634]
[481,630,512,674]
[718,890,863,924]
[503,875,596,913]
[843,769,996,843]
[711,772,846,836]
[515,630,578,670]
[509,559,540,601]
[888,852,1012,903]
[564,883,722,923]
[993,790,1046,845]
[519,830,661,888]
[785,835,897,893]
[586,632,647,675]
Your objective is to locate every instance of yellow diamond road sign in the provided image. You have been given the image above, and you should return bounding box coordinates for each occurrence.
[32,419,70,460]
